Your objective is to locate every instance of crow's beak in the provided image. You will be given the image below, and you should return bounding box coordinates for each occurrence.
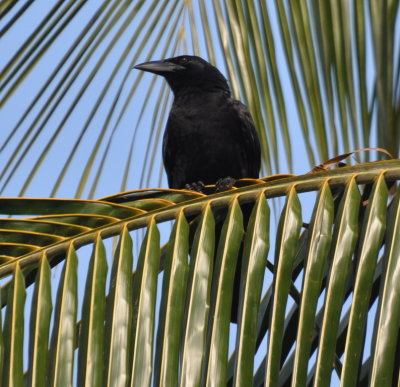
[134,60,185,75]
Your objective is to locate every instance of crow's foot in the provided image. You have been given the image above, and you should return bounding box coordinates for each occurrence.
[185,181,205,193]
[215,177,236,192]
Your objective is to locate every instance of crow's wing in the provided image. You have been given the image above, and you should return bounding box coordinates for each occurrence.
[231,99,261,178]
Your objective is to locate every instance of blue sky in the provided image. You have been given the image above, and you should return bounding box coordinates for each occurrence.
[0,0,314,199]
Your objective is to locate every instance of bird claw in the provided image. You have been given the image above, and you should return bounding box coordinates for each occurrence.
[215,176,236,192]
[185,181,205,193]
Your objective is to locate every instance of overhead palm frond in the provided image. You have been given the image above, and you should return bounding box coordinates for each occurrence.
[0,161,399,385]
[1,1,399,197]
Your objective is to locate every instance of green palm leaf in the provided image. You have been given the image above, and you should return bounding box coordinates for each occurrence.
[0,162,399,385]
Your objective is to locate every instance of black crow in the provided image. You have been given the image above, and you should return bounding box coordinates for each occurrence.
[134,55,261,192]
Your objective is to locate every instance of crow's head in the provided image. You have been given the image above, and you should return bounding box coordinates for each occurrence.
[134,55,230,96]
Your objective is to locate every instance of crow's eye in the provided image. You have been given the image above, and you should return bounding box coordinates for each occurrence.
[180,57,189,64]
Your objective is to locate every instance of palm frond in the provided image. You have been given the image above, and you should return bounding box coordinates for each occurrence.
[0,161,399,385]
